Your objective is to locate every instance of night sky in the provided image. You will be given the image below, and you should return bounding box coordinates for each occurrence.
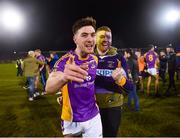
[0,0,180,59]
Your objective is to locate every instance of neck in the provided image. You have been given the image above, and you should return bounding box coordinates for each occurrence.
[97,46,109,56]
[75,48,88,59]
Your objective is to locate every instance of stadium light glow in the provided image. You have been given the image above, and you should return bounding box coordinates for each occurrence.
[155,6,180,31]
[164,9,180,24]
[0,5,25,32]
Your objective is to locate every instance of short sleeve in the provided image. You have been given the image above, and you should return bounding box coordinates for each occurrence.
[53,53,70,72]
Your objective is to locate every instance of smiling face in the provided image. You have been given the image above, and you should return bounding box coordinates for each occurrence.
[96,30,112,53]
[73,26,96,57]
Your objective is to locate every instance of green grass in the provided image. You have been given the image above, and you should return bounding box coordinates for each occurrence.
[0,63,180,137]
[0,64,62,137]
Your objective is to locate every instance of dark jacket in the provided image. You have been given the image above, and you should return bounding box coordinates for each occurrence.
[167,52,176,71]
[95,46,133,108]
[127,57,139,83]
[159,55,167,71]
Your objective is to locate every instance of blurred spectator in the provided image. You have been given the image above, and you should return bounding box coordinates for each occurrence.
[34,49,47,95]
[175,45,180,80]
[46,51,59,73]
[144,44,159,96]
[159,50,167,85]
[22,51,44,101]
[135,49,145,92]
[124,49,140,111]
[165,44,176,96]
[16,59,23,76]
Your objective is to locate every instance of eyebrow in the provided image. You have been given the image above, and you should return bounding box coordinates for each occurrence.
[81,32,96,35]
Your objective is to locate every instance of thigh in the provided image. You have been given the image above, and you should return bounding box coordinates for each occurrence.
[61,120,82,136]
[82,113,102,138]
[100,107,122,137]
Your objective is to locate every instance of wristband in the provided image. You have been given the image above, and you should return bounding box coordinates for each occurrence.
[116,76,126,86]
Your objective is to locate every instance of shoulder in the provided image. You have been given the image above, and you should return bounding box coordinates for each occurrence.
[108,46,118,55]
[154,52,158,56]
[116,53,126,62]
[89,54,98,64]
[144,52,147,57]
[54,52,71,68]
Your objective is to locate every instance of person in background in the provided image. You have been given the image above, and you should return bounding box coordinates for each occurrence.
[135,49,145,93]
[46,17,102,138]
[22,51,44,101]
[175,45,180,81]
[124,49,140,111]
[34,49,47,95]
[159,50,167,85]
[165,44,176,96]
[46,51,59,74]
[16,59,23,76]
[95,26,133,137]
[144,44,159,96]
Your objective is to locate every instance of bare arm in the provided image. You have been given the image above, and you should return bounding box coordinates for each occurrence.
[45,71,67,94]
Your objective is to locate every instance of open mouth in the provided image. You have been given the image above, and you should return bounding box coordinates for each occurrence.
[102,42,109,47]
[85,44,94,50]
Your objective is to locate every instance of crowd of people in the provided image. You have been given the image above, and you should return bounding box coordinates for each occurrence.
[16,50,59,101]
[15,17,180,137]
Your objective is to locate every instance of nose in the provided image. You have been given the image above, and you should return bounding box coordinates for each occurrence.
[103,36,109,42]
[87,35,94,42]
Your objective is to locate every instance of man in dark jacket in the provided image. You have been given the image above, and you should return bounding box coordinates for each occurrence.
[124,49,140,111]
[95,26,133,137]
[159,50,167,85]
[165,44,176,95]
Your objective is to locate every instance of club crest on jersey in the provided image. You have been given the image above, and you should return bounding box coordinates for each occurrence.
[107,61,115,68]
[85,75,91,81]
[89,60,96,69]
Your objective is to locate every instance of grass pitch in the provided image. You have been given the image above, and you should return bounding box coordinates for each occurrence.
[0,63,180,137]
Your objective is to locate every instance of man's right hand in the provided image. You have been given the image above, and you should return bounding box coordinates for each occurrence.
[46,57,89,94]
[63,56,89,83]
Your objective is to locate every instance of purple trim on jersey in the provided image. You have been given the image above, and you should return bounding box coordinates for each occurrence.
[37,54,45,62]
[37,54,46,70]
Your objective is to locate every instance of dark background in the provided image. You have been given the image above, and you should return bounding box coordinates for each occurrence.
[0,0,180,60]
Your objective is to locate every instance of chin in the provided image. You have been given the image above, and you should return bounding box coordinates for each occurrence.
[88,50,94,54]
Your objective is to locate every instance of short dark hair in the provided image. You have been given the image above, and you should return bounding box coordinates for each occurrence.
[166,43,173,48]
[148,44,154,50]
[72,17,96,35]
[125,48,133,56]
[97,26,111,32]
[50,51,56,55]
[136,48,141,53]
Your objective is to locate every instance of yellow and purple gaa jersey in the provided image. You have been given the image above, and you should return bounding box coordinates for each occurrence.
[145,50,158,69]
[37,54,46,71]
[54,51,99,122]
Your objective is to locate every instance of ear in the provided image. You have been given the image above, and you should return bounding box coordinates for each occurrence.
[73,34,76,44]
